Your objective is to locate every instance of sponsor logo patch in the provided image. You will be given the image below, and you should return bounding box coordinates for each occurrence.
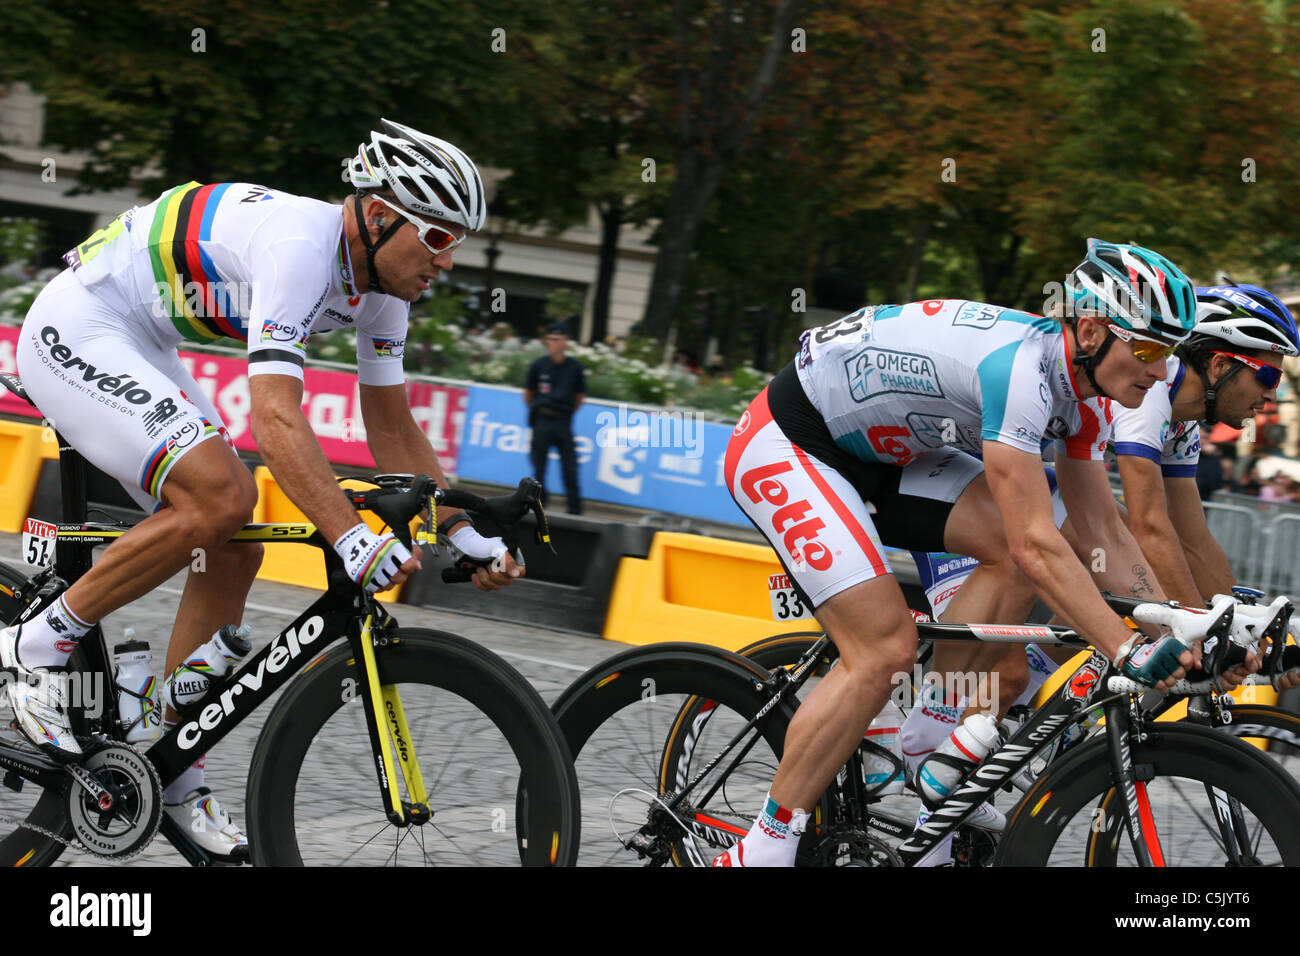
[844,347,944,403]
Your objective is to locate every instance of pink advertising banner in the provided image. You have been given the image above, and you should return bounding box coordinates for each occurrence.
[0,326,466,472]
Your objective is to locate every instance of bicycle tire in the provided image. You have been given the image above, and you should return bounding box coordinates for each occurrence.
[0,561,86,867]
[245,627,580,866]
[552,641,804,866]
[996,721,1300,866]
[1215,703,1300,764]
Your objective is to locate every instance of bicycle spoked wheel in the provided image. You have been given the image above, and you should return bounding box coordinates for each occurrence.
[552,643,803,867]
[998,723,1300,866]
[246,628,579,866]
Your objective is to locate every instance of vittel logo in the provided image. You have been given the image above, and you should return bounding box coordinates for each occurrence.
[177,616,325,750]
[739,461,833,571]
[39,327,152,404]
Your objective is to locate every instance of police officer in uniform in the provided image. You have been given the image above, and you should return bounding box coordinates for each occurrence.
[524,320,587,513]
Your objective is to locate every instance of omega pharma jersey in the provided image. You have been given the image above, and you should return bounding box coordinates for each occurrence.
[60,182,409,385]
[793,300,1110,465]
[1109,356,1200,477]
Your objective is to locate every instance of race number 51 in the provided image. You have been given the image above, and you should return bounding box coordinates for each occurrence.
[21,517,56,567]
[769,573,813,621]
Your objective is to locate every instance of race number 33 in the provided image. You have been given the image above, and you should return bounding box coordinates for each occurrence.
[769,573,813,621]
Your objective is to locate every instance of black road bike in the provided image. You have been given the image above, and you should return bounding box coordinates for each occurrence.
[553,594,1300,866]
[0,375,580,866]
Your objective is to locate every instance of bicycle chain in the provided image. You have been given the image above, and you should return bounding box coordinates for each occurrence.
[0,735,160,859]
[0,735,82,850]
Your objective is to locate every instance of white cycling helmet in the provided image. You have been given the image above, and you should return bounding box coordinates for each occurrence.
[1064,238,1197,343]
[1191,283,1300,357]
[344,119,486,231]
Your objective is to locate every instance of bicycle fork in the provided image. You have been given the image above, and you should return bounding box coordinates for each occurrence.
[1102,698,1165,866]
[352,615,430,826]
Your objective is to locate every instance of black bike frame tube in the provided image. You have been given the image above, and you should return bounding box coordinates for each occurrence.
[895,649,1115,864]
[1101,698,1158,866]
[144,588,369,784]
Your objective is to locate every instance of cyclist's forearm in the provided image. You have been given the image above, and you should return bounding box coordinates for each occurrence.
[1127,512,1204,606]
[1070,508,1165,604]
[1010,527,1136,660]
[253,409,359,542]
[1181,533,1235,602]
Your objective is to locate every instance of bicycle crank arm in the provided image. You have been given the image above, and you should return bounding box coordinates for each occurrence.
[0,740,68,791]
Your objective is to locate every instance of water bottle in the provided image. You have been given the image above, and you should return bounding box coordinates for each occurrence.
[165,624,253,711]
[113,630,162,743]
[917,712,1001,808]
[862,708,905,795]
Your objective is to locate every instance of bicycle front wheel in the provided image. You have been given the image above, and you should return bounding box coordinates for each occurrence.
[245,627,579,866]
[996,722,1300,866]
[553,642,804,866]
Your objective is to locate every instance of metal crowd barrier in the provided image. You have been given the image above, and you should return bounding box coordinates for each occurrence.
[1203,495,1300,593]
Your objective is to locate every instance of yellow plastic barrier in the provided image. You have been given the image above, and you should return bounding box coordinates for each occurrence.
[251,467,406,604]
[0,421,59,533]
[603,532,796,650]
[1032,647,1277,750]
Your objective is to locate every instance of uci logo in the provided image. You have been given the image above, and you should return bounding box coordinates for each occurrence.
[262,322,301,343]
[165,421,201,454]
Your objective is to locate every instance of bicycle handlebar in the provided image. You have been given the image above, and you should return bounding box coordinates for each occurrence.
[341,474,551,585]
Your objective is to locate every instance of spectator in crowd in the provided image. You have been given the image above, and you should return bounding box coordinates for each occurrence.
[1237,457,1264,496]
[524,319,587,514]
[1259,472,1294,502]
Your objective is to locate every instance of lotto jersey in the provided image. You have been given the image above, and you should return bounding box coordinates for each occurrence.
[793,300,1111,465]
[61,182,409,385]
[1110,356,1200,477]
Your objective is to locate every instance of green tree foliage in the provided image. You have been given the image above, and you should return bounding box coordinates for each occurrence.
[3,0,549,198]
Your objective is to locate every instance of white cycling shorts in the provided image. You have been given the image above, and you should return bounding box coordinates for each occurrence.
[17,269,235,511]
[724,384,983,609]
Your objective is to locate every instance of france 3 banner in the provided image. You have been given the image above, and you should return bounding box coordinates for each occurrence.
[457,382,747,524]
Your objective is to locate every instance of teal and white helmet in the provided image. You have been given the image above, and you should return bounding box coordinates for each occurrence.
[344,119,486,231]
[1065,238,1197,343]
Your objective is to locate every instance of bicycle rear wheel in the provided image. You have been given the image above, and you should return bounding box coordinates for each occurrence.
[553,642,804,866]
[996,722,1300,866]
[246,627,579,866]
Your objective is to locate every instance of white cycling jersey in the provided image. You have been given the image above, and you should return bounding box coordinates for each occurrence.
[1109,356,1200,477]
[18,181,410,510]
[794,300,1110,465]
[61,181,409,385]
[726,300,1111,609]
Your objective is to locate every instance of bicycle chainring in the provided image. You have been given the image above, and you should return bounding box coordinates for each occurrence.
[64,739,162,860]
[805,827,903,867]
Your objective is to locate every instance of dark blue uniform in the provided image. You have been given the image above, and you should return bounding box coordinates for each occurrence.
[526,355,587,514]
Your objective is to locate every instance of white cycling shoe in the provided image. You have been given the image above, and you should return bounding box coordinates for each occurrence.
[0,625,82,762]
[165,787,249,860]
